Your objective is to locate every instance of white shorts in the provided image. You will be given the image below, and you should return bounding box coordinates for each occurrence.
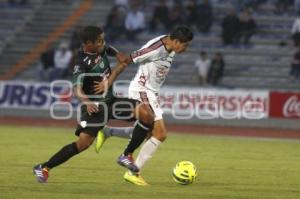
[128,88,163,121]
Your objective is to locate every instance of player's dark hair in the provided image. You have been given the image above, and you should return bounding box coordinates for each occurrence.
[170,26,193,43]
[80,26,103,44]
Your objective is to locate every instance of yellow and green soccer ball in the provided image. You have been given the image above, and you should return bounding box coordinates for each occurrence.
[172,161,197,185]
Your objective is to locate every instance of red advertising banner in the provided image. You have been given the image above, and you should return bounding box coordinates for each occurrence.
[270,92,300,119]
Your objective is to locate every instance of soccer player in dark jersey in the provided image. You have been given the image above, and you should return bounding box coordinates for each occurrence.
[33,26,154,183]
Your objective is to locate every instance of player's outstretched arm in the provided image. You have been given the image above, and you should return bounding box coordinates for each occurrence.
[105,45,132,65]
[93,62,127,94]
[116,52,132,65]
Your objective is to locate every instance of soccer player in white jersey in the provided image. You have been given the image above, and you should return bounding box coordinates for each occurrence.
[95,26,193,185]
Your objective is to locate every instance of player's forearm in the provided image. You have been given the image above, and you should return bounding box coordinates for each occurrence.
[116,52,132,65]
[93,62,127,94]
[73,86,92,104]
[107,62,127,87]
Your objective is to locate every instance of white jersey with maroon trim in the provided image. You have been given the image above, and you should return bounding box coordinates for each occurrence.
[129,35,175,93]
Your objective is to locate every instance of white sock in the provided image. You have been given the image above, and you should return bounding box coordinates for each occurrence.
[104,127,133,139]
[135,137,161,170]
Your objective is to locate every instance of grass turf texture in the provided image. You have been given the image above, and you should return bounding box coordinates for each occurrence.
[0,125,300,199]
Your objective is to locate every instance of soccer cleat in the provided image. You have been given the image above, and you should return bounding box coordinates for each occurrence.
[117,154,140,173]
[33,164,49,183]
[123,171,149,186]
[95,128,107,153]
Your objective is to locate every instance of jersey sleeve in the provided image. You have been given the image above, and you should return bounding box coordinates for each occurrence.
[105,45,119,57]
[71,63,86,87]
[130,41,163,64]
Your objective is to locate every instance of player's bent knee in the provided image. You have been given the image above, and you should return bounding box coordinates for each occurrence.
[157,135,167,142]
[76,142,87,152]
[155,131,167,142]
[154,135,167,142]
[76,133,95,152]
[76,141,92,152]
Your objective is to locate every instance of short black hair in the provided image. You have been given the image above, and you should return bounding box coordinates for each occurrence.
[80,26,103,44]
[170,26,193,43]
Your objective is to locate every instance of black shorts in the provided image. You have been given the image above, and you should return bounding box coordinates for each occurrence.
[75,97,139,137]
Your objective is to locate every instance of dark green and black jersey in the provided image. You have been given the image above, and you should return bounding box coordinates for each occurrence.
[72,46,118,103]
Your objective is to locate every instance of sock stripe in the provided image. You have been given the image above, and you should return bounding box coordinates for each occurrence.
[137,121,149,131]
[150,137,161,146]
[149,139,158,146]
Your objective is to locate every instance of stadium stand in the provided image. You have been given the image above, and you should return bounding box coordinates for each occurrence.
[0,0,94,80]
[0,0,299,90]
[0,0,44,54]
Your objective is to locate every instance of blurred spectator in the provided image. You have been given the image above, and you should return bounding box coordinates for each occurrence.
[197,0,213,33]
[105,5,127,42]
[125,6,145,41]
[291,14,300,47]
[207,52,225,85]
[238,10,257,46]
[221,9,240,46]
[50,42,72,80]
[69,26,82,52]
[39,48,55,81]
[290,47,300,78]
[149,0,170,32]
[168,1,186,30]
[195,51,211,85]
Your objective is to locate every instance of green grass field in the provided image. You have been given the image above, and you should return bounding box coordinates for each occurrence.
[0,125,300,199]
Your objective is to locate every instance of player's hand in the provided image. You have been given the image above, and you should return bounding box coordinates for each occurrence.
[86,103,99,115]
[116,53,131,65]
[93,79,108,94]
